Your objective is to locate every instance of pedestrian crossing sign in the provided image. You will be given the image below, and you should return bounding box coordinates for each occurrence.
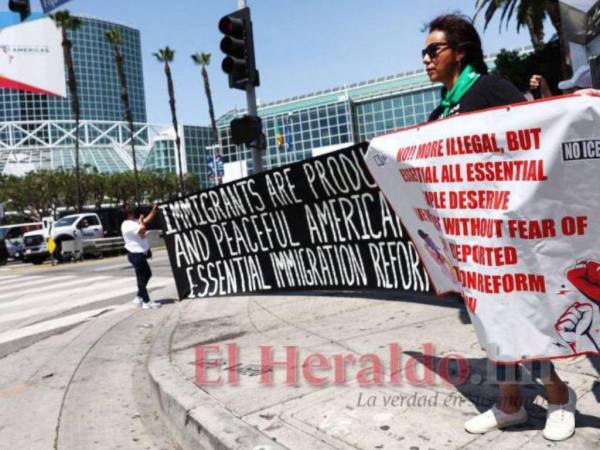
[47,238,56,255]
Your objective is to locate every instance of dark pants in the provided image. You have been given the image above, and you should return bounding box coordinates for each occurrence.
[495,360,555,383]
[127,251,152,303]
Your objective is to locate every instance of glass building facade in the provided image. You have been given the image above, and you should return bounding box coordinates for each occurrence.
[0,15,216,180]
[143,125,215,189]
[184,126,216,188]
[215,71,442,179]
[143,132,178,173]
[0,16,152,175]
[213,47,530,186]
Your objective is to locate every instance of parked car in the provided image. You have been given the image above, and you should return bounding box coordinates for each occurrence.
[0,223,43,261]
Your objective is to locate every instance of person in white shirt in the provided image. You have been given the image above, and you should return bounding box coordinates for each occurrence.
[121,203,161,309]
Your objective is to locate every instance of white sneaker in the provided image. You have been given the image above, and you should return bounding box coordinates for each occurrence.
[132,296,143,306]
[543,386,576,441]
[465,405,528,434]
[142,301,162,309]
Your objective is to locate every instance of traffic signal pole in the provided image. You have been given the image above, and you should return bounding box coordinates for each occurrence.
[237,0,263,173]
[245,70,262,173]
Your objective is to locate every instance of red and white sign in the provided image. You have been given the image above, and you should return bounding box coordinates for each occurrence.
[366,95,600,362]
[0,18,66,97]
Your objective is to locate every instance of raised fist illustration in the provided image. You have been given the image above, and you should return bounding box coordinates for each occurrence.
[555,302,599,352]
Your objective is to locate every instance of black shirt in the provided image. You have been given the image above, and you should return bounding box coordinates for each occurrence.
[428,74,526,122]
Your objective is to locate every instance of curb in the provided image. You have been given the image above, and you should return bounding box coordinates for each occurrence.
[147,303,287,450]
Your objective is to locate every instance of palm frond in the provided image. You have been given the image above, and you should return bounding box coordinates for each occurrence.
[154,47,175,63]
[105,28,122,45]
[191,52,211,66]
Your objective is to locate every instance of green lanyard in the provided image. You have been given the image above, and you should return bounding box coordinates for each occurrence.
[440,64,480,118]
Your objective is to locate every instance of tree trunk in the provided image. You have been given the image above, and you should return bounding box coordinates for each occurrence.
[544,0,562,34]
[544,0,570,79]
[525,16,545,51]
[114,47,140,205]
[165,62,184,194]
[201,66,221,185]
[62,28,82,212]
[202,66,219,143]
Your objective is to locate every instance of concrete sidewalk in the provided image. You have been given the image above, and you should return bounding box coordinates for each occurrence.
[148,292,600,450]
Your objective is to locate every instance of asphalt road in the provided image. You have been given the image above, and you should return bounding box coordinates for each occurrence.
[0,249,182,450]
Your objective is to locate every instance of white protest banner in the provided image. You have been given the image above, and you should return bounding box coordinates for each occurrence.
[0,18,66,97]
[365,95,600,362]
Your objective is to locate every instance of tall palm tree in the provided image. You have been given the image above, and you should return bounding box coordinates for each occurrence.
[474,0,562,51]
[153,46,184,193]
[191,52,221,184]
[106,28,140,205]
[50,10,83,211]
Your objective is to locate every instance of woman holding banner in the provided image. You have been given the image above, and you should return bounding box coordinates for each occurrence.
[422,14,576,441]
[121,203,162,310]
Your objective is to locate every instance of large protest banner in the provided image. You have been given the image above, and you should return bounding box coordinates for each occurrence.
[159,143,430,300]
[365,95,600,362]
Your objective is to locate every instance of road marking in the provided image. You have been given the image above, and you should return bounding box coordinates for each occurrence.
[0,276,111,305]
[0,274,20,281]
[0,276,173,324]
[0,303,135,345]
[0,275,48,289]
[93,262,132,272]
[2,276,133,307]
[0,275,77,293]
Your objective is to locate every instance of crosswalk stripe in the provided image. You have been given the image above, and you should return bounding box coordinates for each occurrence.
[0,303,135,345]
[0,276,172,325]
[1,276,133,312]
[0,275,79,299]
[0,276,111,306]
[0,275,20,281]
[0,277,135,320]
[0,275,45,288]
[0,275,78,291]
[93,262,132,272]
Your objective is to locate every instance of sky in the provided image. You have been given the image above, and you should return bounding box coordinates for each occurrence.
[24,0,538,126]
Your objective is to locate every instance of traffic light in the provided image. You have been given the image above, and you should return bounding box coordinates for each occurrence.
[230,115,262,145]
[8,0,30,22]
[218,7,259,90]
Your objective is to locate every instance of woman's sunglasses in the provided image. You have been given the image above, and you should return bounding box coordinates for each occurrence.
[421,42,450,59]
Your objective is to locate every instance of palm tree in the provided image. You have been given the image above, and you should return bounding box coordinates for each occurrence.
[105,28,141,205]
[153,46,184,193]
[474,0,562,51]
[50,10,83,211]
[191,52,221,184]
